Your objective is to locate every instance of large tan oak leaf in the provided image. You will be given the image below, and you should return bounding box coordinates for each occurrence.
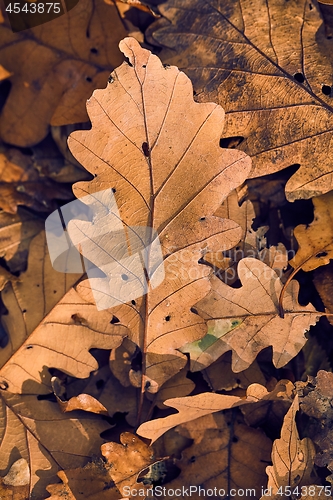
[68,37,251,390]
[0,232,127,394]
[159,413,272,500]
[0,232,128,497]
[151,0,333,201]
[190,258,320,372]
[0,0,126,147]
[264,395,317,496]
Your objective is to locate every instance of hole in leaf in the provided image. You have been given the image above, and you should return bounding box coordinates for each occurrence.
[190,307,198,315]
[112,187,116,193]
[165,315,171,321]
[316,251,328,257]
[199,217,206,221]
[131,300,136,305]
[219,136,244,149]
[142,64,146,68]
[121,274,128,281]
[294,72,305,83]
[232,436,239,443]
[124,57,133,67]
[86,76,92,82]
[26,345,33,350]
[190,456,196,463]
[110,315,120,324]
[90,47,98,54]
[322,85,332,95]
[22,309,27,313]
[309,2,312,8]
[145,381,151,389]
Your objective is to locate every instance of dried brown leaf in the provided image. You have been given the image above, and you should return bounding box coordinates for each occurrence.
[290,191,333,273]
[67,37,251,390]
[151,0,333,200]
[163,412,272,500]
[52,377,109,415]
[137,380,293,443]
[186,258,319,373]
[0,145,72,214]
[266,395,317,493]
[0,0,127,146]
[46,433,159,500]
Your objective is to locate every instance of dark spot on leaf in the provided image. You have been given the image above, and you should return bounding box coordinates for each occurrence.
[26,345,33,349]
[232,436,238,443]
[236,378,241,384]
[53,290,57,294]
[108,75,114,84]
[112,187,116,193]
[316,251,328,257]
[22,309,27,313]
[142,64,146,68]
[86,76,92,82]
[142,142,150,157]
[190,456,196,463]
[294,72,305,83]
[165,315,171,321]
[200,217,206,221]
[121,274,128,281]
[322,85,331,96]
[110,315,120,324]
[190,307,198,315]
[90,47,98,54]
[131,300,136,306]
[145,381,151,389]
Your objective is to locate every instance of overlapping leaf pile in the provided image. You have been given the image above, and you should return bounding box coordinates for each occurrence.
[1,0,333,498]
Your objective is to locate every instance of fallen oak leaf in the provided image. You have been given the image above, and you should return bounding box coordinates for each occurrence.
[184,258,319,373]
[0,0,127,146]
[137,380,294,443]
[46,433,160,500]
[66,37,252,396]
[279,191,333,315]
[51,377,109,416]
[265,395,318,495]
[150,0,333,201]
[163,412,272,500]
[0,233,128,394]
[0,391,113,499]
[0,145,73,214]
